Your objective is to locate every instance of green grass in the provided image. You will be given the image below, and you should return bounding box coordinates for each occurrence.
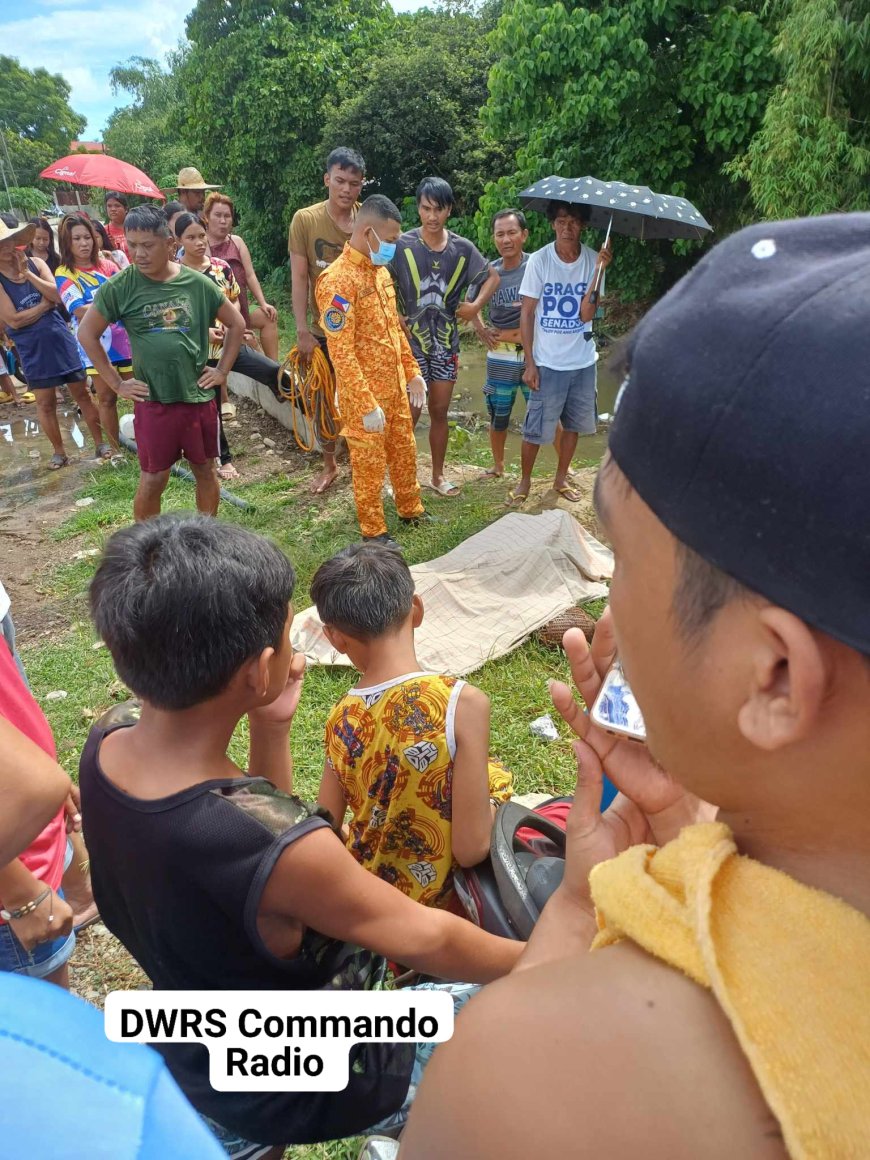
[25,428,599,1160]
[22,425,604,797]
[22,387,604,1160]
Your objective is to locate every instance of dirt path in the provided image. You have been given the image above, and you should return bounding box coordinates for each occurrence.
[0,399,111,636]
[0,393,319,635]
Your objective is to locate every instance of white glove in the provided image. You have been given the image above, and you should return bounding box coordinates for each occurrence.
[362,406,386,433]
[406,375,427,410]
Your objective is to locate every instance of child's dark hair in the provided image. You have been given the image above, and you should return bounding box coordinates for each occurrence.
[310,543,414,640]
[89,514,295,710]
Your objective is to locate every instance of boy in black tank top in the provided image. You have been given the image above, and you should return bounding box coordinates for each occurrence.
[79,514,521,1154]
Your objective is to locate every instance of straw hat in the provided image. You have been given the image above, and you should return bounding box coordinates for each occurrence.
[0,219,36,247]
[174,166,221,191]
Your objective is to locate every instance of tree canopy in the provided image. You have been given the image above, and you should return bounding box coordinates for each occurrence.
[320,3,512,220]
[728,0,870,218]
[94,0,870,295]
[176,0,394,266]
[479,0,778,296]
[103,55,193,189]
[0,56,86,187]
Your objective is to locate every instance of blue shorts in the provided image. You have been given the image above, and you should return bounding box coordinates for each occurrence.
[0,840,75,980]
[522,364,597,446]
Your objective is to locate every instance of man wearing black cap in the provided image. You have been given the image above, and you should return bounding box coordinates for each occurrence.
[401,214,870,1157]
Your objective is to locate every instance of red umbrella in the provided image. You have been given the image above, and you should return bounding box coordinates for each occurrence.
[39,154,165,200]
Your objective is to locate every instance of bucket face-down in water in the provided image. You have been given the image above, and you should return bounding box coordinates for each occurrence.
[119,412,136,443]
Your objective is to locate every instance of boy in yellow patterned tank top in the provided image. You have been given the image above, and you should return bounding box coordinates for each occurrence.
[312,543,513,910]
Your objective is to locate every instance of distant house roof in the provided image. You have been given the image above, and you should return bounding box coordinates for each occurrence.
[71,141,105,153]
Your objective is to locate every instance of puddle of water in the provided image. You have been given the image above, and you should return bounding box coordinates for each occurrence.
[0,406,90,513]
[415,346,619,470]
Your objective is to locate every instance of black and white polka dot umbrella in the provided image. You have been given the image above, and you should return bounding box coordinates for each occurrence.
[519,175,712,241]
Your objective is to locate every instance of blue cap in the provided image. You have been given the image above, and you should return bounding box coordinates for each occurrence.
[609,212,870,654]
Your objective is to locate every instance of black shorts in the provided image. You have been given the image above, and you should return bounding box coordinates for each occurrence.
[315,334,335,374]
[28,368,87,391]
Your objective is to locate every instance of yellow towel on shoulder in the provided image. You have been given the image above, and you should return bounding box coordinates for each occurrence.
[589,822,870,1159]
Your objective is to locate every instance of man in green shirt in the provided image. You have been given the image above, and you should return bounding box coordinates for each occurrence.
[79,206,244,520]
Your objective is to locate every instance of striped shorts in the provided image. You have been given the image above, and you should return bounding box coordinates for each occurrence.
[484,343,529,431]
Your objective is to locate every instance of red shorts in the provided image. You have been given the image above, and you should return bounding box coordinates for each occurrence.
[133,399,218,474]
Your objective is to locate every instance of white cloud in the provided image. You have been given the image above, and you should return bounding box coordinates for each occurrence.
[12,0,434,137]
[3,1,194,137]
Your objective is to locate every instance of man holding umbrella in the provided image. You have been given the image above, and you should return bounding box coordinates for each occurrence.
[508,201,611,505]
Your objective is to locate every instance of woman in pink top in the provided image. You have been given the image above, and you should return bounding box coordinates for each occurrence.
[0,637,74,987]
[203,192,279,359]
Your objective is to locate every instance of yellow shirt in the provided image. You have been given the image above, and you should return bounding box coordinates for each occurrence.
[324,672,513,909]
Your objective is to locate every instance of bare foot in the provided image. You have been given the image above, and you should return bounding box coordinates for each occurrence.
[310,465,338,495]
[217,462,240,481]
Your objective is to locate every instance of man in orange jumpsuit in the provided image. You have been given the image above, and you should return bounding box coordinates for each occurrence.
[316,195,428,543]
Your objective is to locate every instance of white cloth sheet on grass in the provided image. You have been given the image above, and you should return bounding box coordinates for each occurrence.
[292,509,612,676]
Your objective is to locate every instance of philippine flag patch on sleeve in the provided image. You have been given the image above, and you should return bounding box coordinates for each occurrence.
[331,295,351,313]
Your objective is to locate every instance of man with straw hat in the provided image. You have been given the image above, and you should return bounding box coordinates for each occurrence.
[173,167,221,216]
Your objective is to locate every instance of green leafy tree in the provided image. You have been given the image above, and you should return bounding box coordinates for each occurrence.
[728,0,870,218]
[480,1,778,299]
[320,4,514,219]
[177,0,395,269]
[103,55,194,186]
[4,186,51,217]
[0,56,86,187]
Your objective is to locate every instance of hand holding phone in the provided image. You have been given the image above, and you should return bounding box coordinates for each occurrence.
[590,660,647,743]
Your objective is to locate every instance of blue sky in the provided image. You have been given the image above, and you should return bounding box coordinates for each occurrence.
[4,0,431,141]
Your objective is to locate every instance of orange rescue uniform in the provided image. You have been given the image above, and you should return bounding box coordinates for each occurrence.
[316,244,425,538]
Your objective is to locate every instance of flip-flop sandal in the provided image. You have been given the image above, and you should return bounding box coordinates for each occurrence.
[478,468,504,480]
[554,485,583,503]
[505,487,529,507]
[217,463,240,480]
[19,391,35,403]
[74,905,101,934]
[95,443,114,459]
[428,479,461,497]
[49,454,69,470]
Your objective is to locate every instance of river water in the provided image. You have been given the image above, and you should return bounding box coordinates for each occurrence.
[419,346,620,469]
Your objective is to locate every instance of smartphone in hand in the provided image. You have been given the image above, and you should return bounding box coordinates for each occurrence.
[590,661,647,743]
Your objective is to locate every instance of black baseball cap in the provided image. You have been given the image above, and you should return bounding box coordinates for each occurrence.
[608,212,870,655]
